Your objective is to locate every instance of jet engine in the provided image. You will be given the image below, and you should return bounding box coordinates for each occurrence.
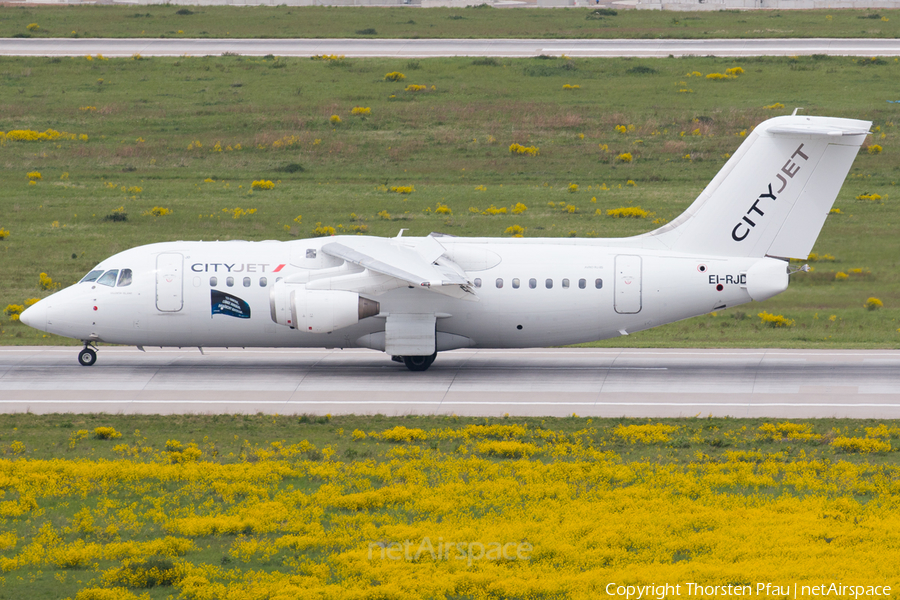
[270,280,379,333]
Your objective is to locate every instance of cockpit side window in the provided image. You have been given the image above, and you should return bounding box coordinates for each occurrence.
[80,269,105,283]
[117,269,133,287]
[96,269,119,287]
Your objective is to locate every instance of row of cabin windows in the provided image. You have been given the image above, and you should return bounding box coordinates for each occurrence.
[473,277,602,290]
[81,269,133,288]
[80,269,601,293]
[210,276,268,288]
[208,276,602,290]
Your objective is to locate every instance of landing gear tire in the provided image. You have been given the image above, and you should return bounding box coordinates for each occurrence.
[78,347,97,367]
[402,353,437,372]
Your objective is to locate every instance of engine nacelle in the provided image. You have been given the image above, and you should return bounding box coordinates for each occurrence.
[270,281,379,333]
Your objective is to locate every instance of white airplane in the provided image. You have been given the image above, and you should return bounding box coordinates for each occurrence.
[21,114,870,371]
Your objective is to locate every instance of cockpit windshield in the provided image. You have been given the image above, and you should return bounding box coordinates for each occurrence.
[96,270,119,287]
[81,268,133,287]
[80,269,105,283]
[117,269,132,287]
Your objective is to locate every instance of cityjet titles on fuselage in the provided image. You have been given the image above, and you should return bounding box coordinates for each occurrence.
[190,263,286,273]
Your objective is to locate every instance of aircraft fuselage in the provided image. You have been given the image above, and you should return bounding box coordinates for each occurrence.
[24,237,780,352]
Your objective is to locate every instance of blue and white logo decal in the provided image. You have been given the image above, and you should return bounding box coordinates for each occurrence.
[211,290,251,319]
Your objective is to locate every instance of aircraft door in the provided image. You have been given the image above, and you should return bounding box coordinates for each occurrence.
[156,253,184,312]
[614,255,642,314]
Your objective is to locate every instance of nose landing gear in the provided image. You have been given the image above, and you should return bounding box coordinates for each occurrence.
[78,343,98,366]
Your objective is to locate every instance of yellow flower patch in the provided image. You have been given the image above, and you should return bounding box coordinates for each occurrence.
[607,207,650,219]
[758,311,795,327]
[756,422,819,441]
[832,436,891,454]
[251,180,274,190]
[509,143,539,156]
[481,205,507,216]
[377,426,428,443]
[143,207,172,217]
[93,427,122,440]
[614,423,679,444]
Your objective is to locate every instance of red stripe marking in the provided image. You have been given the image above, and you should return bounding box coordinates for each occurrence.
[272,264,286,273]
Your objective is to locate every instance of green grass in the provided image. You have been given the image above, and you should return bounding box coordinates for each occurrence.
[3,5,900,39]
[1,54,898,347]
[3,413,899,468]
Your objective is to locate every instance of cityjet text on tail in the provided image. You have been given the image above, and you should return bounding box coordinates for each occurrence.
[21,115,870,371]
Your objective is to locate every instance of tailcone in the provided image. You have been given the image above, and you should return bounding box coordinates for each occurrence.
[746,258,789,302]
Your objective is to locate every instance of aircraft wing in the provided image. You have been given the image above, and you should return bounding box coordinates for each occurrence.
[320,236,474,298]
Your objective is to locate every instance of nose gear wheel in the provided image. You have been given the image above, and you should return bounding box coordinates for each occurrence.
[78,344,98,366]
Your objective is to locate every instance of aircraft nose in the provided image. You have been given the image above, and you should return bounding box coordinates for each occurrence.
[19,300,47,330]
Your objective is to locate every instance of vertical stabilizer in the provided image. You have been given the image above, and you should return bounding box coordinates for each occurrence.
[641,115,870,259]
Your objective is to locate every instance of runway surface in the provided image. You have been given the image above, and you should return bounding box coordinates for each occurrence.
[2,346,899,418]
[3,38,900,58]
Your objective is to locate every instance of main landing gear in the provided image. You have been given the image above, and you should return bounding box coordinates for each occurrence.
[392,352,438,372]
[78,343,98,366]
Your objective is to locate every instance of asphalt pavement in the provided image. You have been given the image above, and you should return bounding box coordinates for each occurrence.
[2,347,898,418]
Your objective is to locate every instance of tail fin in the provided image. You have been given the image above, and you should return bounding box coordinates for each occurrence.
[642,115,870,259]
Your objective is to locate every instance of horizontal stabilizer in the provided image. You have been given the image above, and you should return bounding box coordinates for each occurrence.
[767,124,870,138]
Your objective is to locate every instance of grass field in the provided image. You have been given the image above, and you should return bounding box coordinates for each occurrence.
[3,5,900,40]
[1,53,898,348]
[0,414,899,599]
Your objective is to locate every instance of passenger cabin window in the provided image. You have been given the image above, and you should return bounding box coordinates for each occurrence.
[578,279,586,289]
[595,278,603,289]
[512,278,520,289]
[117,269,133,287]
[80,269,104,283]
[306,249,317,259]
[529,278,537,289]
[243,277,251,288]
[226,277,234,287]
[259,277,267,287]
[474,278,482,288]
[210,276,218,287]
[562,278,570,289]
[96,270,119,287]
[496,278,503,289]
[546,279,553,289]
